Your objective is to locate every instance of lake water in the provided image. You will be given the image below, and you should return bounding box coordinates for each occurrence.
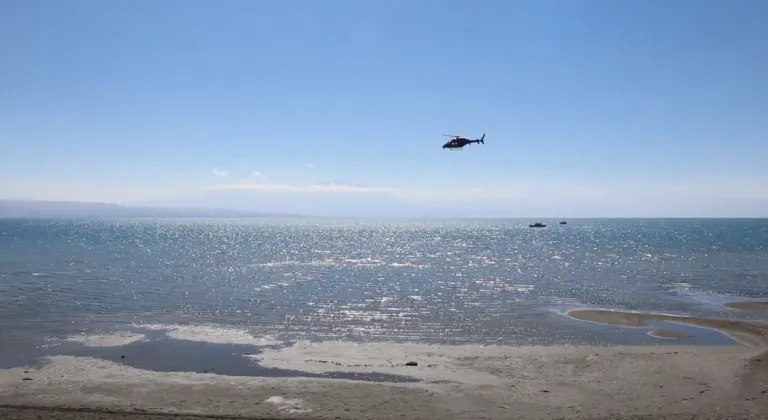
[2,218,767,375]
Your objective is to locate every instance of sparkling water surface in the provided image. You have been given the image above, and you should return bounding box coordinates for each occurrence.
[2,218,768,358]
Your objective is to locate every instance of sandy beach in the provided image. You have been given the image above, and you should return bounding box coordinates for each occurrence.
[3,306,768,420]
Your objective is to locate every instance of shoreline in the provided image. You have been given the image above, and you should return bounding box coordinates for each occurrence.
[3,307,768,419]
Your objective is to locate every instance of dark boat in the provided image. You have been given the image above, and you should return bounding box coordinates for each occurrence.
[529,222,546,228]
[559,221,567,225]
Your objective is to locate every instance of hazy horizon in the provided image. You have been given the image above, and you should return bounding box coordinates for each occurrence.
[1,198,767,220]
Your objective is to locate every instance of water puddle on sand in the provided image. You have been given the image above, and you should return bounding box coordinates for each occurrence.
[644,320,737,345]
[0,324,421,384]
[552,306,740,346]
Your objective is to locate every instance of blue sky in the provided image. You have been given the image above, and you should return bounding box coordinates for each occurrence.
[1,0,767,217]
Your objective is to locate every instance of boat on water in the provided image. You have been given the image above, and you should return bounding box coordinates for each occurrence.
[529,222,546,228]
[559,221,567,225]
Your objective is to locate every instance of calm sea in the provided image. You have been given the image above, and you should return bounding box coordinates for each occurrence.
[2,218,768,374]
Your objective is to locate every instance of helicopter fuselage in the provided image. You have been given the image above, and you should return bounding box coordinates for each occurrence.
[441,133,485,149]
[442,138,480,149]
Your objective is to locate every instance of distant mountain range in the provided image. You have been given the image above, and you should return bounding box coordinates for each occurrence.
[0,200,302,219]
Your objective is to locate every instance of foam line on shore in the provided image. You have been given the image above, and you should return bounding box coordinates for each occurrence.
[647,329,693,339]
[132,323,281,346]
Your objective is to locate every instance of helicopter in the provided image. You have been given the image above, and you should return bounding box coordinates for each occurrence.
[442,133,485,150]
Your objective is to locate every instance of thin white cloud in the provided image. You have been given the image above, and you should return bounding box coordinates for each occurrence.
[210,181,398,194]
[251,170,263,177]
[306,163,314,169]
[212,168,228,178]
[208,173,768,205]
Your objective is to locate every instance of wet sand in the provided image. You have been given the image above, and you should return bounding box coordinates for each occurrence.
[3,309,768,419]
[725,301,768,311]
